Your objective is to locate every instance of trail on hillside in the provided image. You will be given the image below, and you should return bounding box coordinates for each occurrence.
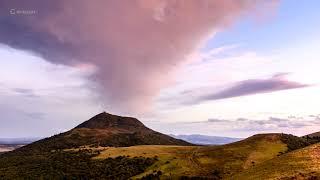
[188,147,208,175]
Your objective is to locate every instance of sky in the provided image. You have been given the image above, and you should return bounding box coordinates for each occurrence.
[1,0,320,138]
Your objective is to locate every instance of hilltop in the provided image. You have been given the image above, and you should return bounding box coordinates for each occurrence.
[302,131,320,144]
[15,112,191,153]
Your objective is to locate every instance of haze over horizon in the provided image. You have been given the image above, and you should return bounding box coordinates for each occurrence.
[1,0,320,138]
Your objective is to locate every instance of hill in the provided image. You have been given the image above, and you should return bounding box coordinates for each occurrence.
[0,112,317,179]
[234,143,320,179]
[0,112,191,179]
[305,131,320,138]
[15,112,191,153]
[171,134,242,145]
[0,132,314,179]
[302,131,320,144]
[91,133,311,179]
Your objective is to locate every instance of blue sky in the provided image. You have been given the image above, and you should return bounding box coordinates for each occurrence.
[1,1,320,138]
[204,0,320,54]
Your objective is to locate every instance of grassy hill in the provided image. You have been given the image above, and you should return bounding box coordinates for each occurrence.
[0,112,318,179]
[1,131,314,179]
[0,133,316,179]
[14,112,191,154]
[75,133,311,179]
[234,143,320,179]
[0,112,191,179]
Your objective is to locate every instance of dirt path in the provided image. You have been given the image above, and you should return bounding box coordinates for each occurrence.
[188,147,208,175]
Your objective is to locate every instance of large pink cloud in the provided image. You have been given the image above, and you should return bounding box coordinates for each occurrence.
[0,0,279,113]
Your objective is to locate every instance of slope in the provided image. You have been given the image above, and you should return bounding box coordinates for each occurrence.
[303,131,320,144]
[14,112,191,154]
[92,133,310,179]
[234,143,320,179]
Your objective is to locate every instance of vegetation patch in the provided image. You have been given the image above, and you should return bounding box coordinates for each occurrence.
[0,149,156,179]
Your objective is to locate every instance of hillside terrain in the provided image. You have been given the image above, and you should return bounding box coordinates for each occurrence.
[0,112,191,179]
[234,143,320,179]
[16,112,191,154]
[0,112,319,179]
[90,133,312,179]
[303,131,320,144]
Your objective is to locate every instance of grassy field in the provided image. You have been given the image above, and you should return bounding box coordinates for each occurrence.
[94,145,202,178]
[79,133,289,179]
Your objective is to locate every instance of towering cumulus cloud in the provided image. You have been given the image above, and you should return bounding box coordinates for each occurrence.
[0,0,278,113]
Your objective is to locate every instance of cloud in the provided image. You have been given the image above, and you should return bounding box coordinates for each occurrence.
[159,72,310,108]
[188,115,320,132]
[0,0,278,113]
[11,88,38,98]
[194,73,310,104]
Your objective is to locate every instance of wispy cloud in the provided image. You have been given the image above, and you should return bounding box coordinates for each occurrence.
[165,73,311,107]
[196,73,310,103]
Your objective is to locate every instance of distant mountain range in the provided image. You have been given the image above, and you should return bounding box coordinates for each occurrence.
[171,134,242,145]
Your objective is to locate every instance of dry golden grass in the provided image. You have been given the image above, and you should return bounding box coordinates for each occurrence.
[94,145,202,178]
[234,143,320,180]
[81,134,290,179]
